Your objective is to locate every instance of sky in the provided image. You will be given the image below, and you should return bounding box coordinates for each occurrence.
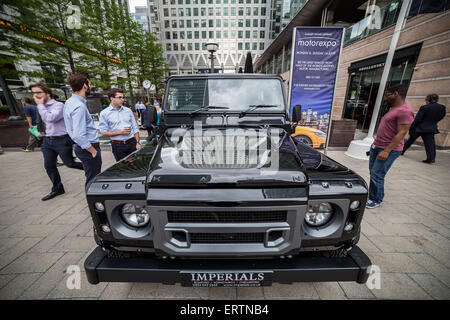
[128,0,147,13]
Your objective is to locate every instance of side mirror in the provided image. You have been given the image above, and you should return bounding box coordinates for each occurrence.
[292,105,302,123]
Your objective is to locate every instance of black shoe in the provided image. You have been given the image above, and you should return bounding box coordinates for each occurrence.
[422,160,435,164]
[41,189,65,201]
[56,162,64,167]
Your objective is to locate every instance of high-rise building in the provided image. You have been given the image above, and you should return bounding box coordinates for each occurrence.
[147,0,274,74]
[131,6,151,32]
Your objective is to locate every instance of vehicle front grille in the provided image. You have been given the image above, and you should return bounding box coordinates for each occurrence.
[190,233,265,243]
[167,210,287,223]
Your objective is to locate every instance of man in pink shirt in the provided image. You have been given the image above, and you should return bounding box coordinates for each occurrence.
[366,85,414,209]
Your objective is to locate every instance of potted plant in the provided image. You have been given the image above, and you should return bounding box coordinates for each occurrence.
[0,105,11,120]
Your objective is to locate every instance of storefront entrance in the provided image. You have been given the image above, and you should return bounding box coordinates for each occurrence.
[342,44,421,132]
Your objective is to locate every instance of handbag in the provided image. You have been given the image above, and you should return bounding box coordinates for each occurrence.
[28,126,42,140]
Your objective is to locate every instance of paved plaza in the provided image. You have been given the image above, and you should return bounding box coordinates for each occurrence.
[0,144,449,300]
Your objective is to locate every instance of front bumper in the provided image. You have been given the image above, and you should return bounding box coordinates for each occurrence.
[85,246,372,285]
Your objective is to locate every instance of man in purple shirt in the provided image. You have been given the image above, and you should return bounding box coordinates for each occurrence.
[30,83,83,201]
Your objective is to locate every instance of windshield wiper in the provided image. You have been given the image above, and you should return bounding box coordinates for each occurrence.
[239,105,279,118]
[189,105,229,117]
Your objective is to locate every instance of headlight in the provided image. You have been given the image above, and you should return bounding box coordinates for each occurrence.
[314,132,326,137]
[305,202,333,226]
[121,203,150,227]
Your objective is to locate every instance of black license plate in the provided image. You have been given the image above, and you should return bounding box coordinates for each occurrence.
[180,271,273,287]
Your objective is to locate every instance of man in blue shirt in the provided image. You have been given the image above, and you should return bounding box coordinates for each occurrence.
[21,97,40,152]
[99,88,141,161]
[63,71,102,187]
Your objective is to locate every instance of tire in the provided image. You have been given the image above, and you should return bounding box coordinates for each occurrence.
[295,135,313,147]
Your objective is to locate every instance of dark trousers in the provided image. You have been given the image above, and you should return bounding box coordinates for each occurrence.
[26,132,41,150]
[41,135,84,192]
[74,144,102,188]
[403,131,436,161]
[111,140,137,162]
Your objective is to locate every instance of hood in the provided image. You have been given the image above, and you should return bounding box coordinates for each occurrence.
[147,128,308,187]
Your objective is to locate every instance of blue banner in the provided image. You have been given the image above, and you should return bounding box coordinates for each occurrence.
[289,27,343,149]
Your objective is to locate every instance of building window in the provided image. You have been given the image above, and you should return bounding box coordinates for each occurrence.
[195,31,199,39]
[252,43,257,50]
[202,31,207,38]
[178,0,183,4]
[216,8,221,16]
[195,43,200,50]
[260,19,265,27]
[246,7,251,15]
[209,31,214,38]
[179,20,184,28]
[186,0,191,3]
[187,20,192,27]
[165,20,170,28]
[180,44,186,51]
[186,8,191,16]
[238,19,243,27]
[209,19,214,27]
[246,19,250,27]
[201,19,207,27]
[208,8,214,16]
[164,8,169,17]
[194,8,199,16]
[201,8,206,16]
[179,8,184,16]
[230,20,236,27]
[260,30,265,38]
[171,8,176,16]
[261,8,266,15]
[238,30,243,38]
[187,31,192,39]
[223,30,228,38]
[173,32,178,39]
[253,7,258,16]
[238,8,243,16]
[259,43,264,50]
[223,20,228,27]
[216,19,221,27]
[253,19,258,27]
[252,30,257,38]
[231,30,236,38]
[194,19,199,28]
[231,7,236,16]
[245,42,250,50]
[174,43,178,51]
[172,20,177,28]
[216,31,221,38]
[180,31,185,39]
[165,31,171,39]
[238,42,243,50]
[166,43,172,51]
[245,31,250,38]
[188,43,193,50]
[223,8,228,16]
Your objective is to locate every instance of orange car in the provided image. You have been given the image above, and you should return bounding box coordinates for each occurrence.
[291,126,327,149]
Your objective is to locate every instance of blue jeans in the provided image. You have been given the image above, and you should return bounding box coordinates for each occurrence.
[369,146,401,203]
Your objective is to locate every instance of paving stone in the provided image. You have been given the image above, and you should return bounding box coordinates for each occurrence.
[0,237,24,255]
[366,253,427,273]
[407,253,450,287]
[19,252,85,299]
[210,287,237,300]
[0,237,42,271]
[0,273,42,300]
[263,283,319,300]
[156,284,209,299]
[313,282,347,300]
[236,287,265,300]
[99,283,133,300]
[0,274,15,290]
[370,273,432,300]
[29,225,77,253]
[0,252,64,274]
[46,272,107,299]
[369,236,425,253]
[357,234,381,253]
[408,273,450,300]
[127,283,160,299]
[48,236,96,253]
[338,282,376,299]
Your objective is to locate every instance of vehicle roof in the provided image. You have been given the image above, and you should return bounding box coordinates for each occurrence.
[166,73,284,81]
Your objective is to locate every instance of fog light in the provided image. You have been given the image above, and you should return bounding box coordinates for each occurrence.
[94,202,105,212]
[350,201,361,211]
[101,224,111,233]
[344,222,354,232]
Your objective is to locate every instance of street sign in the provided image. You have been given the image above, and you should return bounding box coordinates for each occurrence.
[150,84,156,91]
[143,80,151,89]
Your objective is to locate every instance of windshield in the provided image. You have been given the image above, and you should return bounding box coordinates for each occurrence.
[166,78,285,112]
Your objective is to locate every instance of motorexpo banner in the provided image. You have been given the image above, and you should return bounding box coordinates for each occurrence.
[288,27,343,149]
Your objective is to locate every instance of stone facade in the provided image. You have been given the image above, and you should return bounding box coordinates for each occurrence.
[334,11,450,148]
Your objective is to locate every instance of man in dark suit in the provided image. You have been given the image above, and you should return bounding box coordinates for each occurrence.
[402,94,446,163]
[142,100,158,144]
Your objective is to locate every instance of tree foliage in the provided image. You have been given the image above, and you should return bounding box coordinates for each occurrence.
[0,0,168,96]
